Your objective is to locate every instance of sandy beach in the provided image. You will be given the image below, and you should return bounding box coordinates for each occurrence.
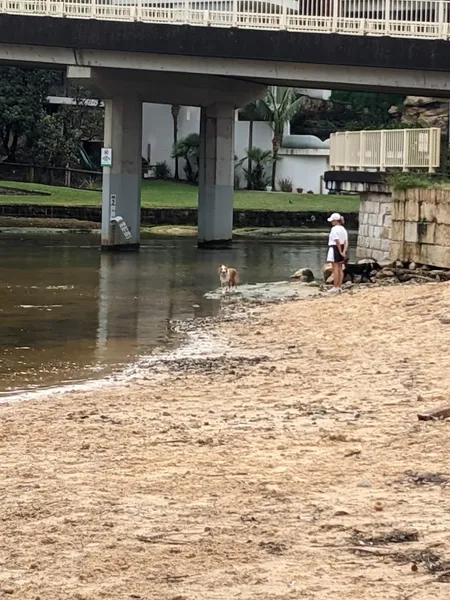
[1,282,450,600]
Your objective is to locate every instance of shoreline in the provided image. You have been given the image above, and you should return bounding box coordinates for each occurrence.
[0,202,360,232]
[2,282,450,599]
[0,219,356,241]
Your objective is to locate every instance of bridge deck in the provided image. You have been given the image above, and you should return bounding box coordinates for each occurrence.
[1,0,450,40]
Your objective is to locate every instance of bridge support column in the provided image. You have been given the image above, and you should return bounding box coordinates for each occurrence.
[198,103,235,249]
[101,96,142,251]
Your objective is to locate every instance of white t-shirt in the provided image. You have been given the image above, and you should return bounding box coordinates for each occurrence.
[328,225,348,247]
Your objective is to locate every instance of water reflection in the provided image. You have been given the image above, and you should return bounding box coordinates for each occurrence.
[0,232,356,396]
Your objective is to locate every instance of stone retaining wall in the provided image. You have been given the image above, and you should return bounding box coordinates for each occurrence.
[390,188,450,268]
[356,192,392,262]
[0,204,359,230]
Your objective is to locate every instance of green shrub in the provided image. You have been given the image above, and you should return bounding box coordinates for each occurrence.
[243,147,272,191]
[277,177,293,192]
[388,172,450,190]
[154,161,172,180]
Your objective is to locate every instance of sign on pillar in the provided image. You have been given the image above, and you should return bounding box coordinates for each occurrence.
[110,193,132,241]
[101,148,113,168]
[111,216,132,240]
[110,194,117,220]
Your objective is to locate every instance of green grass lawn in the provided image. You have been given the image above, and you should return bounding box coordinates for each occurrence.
[0,179,360,212]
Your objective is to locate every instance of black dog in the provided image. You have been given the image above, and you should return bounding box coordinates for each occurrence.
[344,261,381,283]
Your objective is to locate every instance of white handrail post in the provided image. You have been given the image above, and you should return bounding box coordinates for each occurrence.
[91,0,95,18]
[380,130,386,171]
[330,133,335,170]
[359,131,363,171]
[281,0,287,30]
[344,131,348,170]
[184,0,189,24]
[429,128,438,173]
[402,129,408,172]
[428,129,432,173]
[436,127,441,173]
[438,0,447,39]
[136,0,141,22]
[336,133,342,170]
[332,0,339,32]
[232,0,237,27]
[385,0,391,36]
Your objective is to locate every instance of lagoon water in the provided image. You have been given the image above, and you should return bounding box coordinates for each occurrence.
[0,231,356,396]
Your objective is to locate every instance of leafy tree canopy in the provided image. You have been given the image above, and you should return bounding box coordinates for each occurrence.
[0,67,103,167]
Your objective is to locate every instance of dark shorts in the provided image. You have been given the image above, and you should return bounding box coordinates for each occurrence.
[329,246,345,263]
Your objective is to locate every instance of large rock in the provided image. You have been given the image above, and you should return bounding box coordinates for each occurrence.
[403,96,445,107]
[400,96,449,133]
[290,267,315,282]
[323,262,332,281]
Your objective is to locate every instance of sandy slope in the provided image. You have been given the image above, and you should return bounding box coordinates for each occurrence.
[1,282,450,600]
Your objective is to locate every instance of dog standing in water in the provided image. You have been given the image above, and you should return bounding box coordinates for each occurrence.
[218,265,239,294]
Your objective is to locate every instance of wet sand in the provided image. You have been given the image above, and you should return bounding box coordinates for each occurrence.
[1,282,450,599]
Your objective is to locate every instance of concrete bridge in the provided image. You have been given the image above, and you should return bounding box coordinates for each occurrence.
[1,1,450,248]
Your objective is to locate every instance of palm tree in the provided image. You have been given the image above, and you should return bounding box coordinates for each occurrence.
[256,88,303,190]
[172,133,200,183]
[239,101,260,189]
[242,147,272,190]
[171,104,180,179]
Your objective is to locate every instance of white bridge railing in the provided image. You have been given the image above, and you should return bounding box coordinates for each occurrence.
[330,128,441,172]
[2,0,450,40]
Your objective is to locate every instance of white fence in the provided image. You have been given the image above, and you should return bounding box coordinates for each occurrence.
[329,128,441,172]
[2,0,450,40]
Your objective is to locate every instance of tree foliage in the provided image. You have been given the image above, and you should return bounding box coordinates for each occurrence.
[172,133,200,183]
[330,91,405,130]
[0,67,58,162]
[291,91,407,139]
[171,104,181,179]
[0,67,103,168]
[240,147,272,191]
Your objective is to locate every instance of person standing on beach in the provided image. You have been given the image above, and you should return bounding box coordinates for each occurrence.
[326,212,348,294]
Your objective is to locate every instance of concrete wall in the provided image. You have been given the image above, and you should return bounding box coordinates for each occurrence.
[142,105,204,173]
[390,188,450,268]
[277,149,328,194]
[235,121,274,159]
[356,192,392,262]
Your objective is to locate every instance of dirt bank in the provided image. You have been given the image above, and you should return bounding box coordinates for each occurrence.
[1,283,450,599]
[0,218,338,241]
[0,216,100,230]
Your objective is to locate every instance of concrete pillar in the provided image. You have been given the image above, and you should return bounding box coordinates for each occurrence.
[198,103,235,248]
[101,96,142,251]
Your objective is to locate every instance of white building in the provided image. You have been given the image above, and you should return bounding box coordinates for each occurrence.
[142,88,331,194]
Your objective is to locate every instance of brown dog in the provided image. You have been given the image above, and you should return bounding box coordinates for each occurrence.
[218,264,239,294]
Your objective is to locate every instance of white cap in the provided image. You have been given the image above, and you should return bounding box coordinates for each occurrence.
[327,212,342,222]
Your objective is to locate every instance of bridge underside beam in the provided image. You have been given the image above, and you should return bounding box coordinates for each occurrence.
[3,43,450,96]
[68,66,266,108]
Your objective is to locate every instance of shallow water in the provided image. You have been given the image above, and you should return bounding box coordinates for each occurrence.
[0,231,356,396]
